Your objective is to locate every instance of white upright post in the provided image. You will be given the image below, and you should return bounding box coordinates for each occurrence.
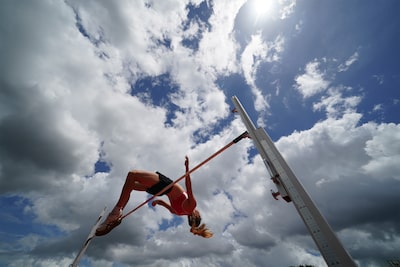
[232,96,356,267]
[70,207,107,267]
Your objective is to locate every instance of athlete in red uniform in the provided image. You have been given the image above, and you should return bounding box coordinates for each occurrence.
[96,156,212,238]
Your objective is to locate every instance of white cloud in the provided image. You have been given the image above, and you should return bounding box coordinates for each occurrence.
[197,0,245,74]
[372,103,383,112]
[1,1,399,267]
[240,34,285,115]
[295,59,330,98]
[338,51,359,72]
[279,0,297,19]
[362,123,400,180]
[313,86,362,119]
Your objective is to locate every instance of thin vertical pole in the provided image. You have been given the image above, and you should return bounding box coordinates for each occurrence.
[232,96,356,267]
[70,206,107,267]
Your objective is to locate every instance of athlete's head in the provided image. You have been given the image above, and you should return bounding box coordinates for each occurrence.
[188,209,213,238]
[188,209,201,227]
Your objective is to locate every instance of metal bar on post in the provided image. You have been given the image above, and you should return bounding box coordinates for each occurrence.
[121,131,249,220]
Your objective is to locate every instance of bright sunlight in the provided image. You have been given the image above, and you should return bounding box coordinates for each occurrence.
[251,0,277,19]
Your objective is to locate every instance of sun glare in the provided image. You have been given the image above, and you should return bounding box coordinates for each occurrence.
[252,0,276,19]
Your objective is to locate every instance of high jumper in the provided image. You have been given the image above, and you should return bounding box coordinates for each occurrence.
[95,131,249,238]
[96,156,213,238]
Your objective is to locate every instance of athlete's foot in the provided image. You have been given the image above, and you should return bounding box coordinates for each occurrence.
[95,207,123,236]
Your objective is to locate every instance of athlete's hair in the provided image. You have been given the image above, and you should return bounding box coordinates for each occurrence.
[188,214,213,238]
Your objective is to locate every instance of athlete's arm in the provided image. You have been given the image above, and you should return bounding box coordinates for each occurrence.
[152,199,176,214]
[184,156,197,210]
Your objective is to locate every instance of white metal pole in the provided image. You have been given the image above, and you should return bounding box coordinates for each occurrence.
[232,96,356,267]
[70,206,107,267]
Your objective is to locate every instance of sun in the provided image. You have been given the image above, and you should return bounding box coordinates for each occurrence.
[251,0,276,19]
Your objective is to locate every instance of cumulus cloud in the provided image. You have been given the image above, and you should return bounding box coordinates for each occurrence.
[295,59,330,98]
[313,86,362,119]
[1,1,399,267]
[362,123,400,180]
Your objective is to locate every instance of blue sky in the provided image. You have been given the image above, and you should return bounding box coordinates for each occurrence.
[1,0,400,266]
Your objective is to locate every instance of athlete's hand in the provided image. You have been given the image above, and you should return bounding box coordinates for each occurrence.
[185,156,189,171]
[151,200,159,207]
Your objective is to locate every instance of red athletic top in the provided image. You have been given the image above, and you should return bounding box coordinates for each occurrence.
[171,192,191,215]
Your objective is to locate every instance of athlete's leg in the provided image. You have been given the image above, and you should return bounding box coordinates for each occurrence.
[116,170,159,209]
[96,170,159,236]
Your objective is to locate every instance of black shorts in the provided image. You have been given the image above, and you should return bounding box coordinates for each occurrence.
[146,172,173,196]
